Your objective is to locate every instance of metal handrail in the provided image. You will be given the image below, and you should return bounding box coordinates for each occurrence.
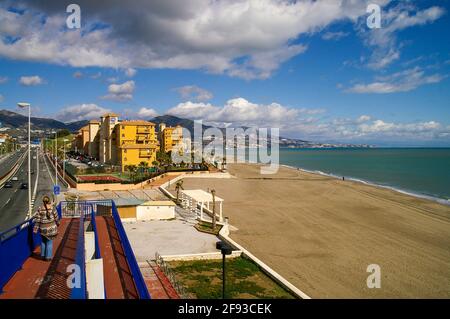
[0,217,35,242]
[154,252,189,298]
[70,214,87,299]
[90,204,101,260]
[111,201,151,299]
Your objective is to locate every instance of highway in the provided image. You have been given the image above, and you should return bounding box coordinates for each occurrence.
[0,148,63,233]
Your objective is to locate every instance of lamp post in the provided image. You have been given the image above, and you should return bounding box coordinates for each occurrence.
[52,130,58,187]
[216,241,233,299]
[63,138,69,180]
[17,102,32,219]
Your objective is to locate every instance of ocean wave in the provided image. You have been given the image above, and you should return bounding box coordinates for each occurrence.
[280,164,450,206]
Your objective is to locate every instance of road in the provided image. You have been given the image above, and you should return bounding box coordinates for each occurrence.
[0,150,24,178]
[0,148,63,233]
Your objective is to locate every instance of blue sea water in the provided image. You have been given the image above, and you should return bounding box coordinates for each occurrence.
[278,148,450,202]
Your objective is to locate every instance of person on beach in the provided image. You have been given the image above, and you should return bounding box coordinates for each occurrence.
[33,195,60,261]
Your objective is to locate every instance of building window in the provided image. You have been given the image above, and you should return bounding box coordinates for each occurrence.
[122,134,125,137]
[124,149,127,153]
[124,157,127,161]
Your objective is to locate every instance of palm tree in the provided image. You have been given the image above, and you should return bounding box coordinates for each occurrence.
[221,156,226,171]
[125,164,137,182]
[211,189,216,230]
[175,180,184,205]
[139,161,149,177]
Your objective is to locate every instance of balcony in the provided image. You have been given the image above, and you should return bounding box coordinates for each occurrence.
[139,150,152,157]
[136,128,150,134]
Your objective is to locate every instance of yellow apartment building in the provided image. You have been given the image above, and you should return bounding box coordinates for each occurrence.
[73,125,89,154]
[115,120,158,172]
[99,113,119,164]
[87,120,100,159]
[158,123,183,153]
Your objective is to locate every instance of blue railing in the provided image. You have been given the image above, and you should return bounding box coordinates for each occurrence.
[90,204,101,260]
[70,213,87,299]
[0,218,41,293]
[1,199,150,299]
[111,201,151,299]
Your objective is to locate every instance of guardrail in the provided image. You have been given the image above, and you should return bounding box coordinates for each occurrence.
[154,252,188,298]
[0,151,27,187]
[58,199,150,299]
[0,217,41,293]
[90,205,101,260]
[111,200,151,299]
[70,214,87,299]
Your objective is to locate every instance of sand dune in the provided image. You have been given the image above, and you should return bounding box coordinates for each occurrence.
[170,163,450,298]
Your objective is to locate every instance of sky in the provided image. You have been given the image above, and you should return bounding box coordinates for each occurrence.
[0,0,449,146]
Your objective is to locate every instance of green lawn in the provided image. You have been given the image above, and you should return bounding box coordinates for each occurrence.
[168,257,295,299]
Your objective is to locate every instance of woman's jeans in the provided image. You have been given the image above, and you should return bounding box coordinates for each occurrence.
[40,236,53,259]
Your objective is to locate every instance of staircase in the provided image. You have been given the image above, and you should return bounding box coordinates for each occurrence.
[175,206,198,225]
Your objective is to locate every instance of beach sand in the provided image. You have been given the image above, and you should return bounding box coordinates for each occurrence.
[169,163,450,298]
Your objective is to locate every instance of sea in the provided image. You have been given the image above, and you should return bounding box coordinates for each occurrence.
[278,148,450,204]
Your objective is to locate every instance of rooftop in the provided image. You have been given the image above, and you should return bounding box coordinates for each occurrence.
[120,120,155,126]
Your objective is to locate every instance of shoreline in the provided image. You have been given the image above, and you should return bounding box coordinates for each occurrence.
[171,163,450,297]
[279,164,450,207]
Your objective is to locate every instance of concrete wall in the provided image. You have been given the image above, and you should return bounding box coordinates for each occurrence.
[136,205,175,220]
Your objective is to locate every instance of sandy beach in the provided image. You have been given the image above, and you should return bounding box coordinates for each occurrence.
[169,163,450,298]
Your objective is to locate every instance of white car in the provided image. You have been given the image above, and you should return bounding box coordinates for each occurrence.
[11,176,18,181]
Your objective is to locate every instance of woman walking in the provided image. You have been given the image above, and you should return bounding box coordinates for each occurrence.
[33,195,60,261]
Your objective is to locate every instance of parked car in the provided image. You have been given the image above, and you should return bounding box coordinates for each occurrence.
[11,176,18,181]
[4,181,13,188]
[20,183,28,190]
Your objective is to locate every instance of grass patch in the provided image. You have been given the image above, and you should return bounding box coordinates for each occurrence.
[168,257,295,299]
[194,221,222,235]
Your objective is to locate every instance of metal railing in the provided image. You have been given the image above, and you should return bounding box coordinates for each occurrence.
[1,199,150,299]
[89,205,101,260]
[154,252,189,298]
[0,217,41,293]
[70,214,87,299]
[111,200,151,299]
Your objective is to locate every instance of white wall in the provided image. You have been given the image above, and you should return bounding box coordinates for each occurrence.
[136,205,175,220]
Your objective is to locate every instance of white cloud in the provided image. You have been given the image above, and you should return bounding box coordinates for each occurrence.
[124,68,137,77]
[359,4,445,69]
[137,107,158,118]
[55,103,112,122]
[322,31,349,41]
[167,96,449,143]
[102,80,135,102]
[19,75,44,86]
[0,1,381,79]
[168,97,323,128]
[174,85,213,102]
[346,67,444,94]
[0,76,8,84]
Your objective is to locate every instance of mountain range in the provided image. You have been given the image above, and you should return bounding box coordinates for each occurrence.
[0,109,371,147]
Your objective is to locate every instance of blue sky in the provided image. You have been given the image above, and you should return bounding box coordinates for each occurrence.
[0,0,449,146]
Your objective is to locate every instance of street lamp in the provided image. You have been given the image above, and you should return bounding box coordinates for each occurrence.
[216,241,233,299]
[51,130,58,187]
[63,138,69,180]
[17,102,32,219]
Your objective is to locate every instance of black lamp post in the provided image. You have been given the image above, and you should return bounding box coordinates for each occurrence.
[216,241,233,299]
